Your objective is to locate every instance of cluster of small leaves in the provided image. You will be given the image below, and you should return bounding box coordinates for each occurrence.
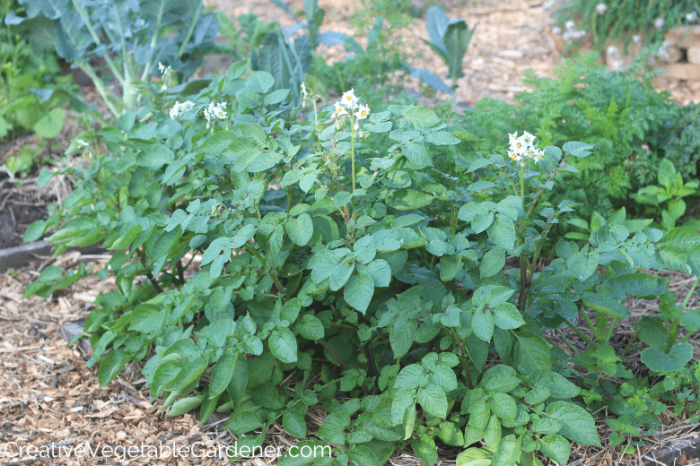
[25,58,700,466]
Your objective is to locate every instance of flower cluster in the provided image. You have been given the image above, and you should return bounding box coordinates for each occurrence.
[654,17,664,30]
[203,102,227,127]
[596,3,607,15]
[331,89,370,122]
[508,131,544,164]
[169,100,195,120]
[687,11,698,23]
[563,20,586,44]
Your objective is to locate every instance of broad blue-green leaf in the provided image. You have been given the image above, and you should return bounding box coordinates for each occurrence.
[567,249,600,280]
[98,349,131,386]
[456,448,492,466]
[344,271,375,314]
[283,409,307,439]
[608,273,668,298]
[295,314,325,340]
[472,309,494,342]
[493,303,525,330]
[640,342,693,373]
[581,292,630,318]
[210,351,237,398]
[545,401,600,446]
[390,189,434,210]
[514,333,551,375]
[138,143,174,168]
[540,434,571,466]
[403,142,433,168]
[480,248,505,278]
[418,384,448,418]
[491,434,521,466]
[269,327,298,363]
[403,106,440,128]
[286,214,313,246]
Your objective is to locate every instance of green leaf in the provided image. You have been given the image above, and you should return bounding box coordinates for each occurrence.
[608,273,668,298]
[540,435,571,465]
[167,394,204,417]
[295,314,325,340]
[480,248,505,278]
[137,143,175,169]
[562,141,594,158]
[24,220,47,243]
[545,401,601,446]
[365,259,392,287]
[491,434,521,466]
[210,351,237,398]
[277,440,327,466]
[681,309,700,333]
[403,142,433,168]
[283,409,307,439]
[403,106,440,128]
[390,189,434,210]
[581,292,630,318]
[344,271,375,314]
[32,108,65,138]
[426,131,461,145]
[489,393,516,421]
[472,309,494,342]
[412,434,438,466]
[456,448,492,466]
[418,384,448,418]
[285,214,314,246]
[567,250,600,281]
[488,214,516,249]
[640,342,694,373]
[98,349,131,386]
[269,327,298,363]
[437,421,464,447]
[514,333,551,375]
[493,303,525,330]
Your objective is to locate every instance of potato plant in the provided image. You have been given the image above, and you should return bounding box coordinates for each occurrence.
[26,61,700,466]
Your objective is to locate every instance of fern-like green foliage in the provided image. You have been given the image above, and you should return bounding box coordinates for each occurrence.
[453,53,682,240]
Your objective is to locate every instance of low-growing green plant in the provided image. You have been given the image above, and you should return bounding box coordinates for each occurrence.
[633,159,699,231]
[6,0,218,117]
[25,60,700,465]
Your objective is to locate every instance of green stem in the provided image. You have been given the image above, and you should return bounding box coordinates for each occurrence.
[621,334,637,358]
[351,117,356,192]
[603,317,617,345]
[70,0,126,88]
[563,318,598,348]
[579,311,601,345]
[177,4,202,57]
[140,0,166,81]
[78,62,120,118]
[448,328,473,389]
[557,329,580,355]
[244,244,289,300]
[682,277,700,309]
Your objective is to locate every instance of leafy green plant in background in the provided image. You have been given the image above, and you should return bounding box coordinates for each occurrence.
[22,55,700,465]
[633,159,699,231]
[453,52,688,244]
[421,6,477,92]
[6,0,218,117]
[554,0,700,53]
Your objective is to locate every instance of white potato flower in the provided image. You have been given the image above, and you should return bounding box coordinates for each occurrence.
[654,17,665,30]
[76,139,89,147]
[332,101,348,119]
[354,104,370,120]
[565,20,576,31]
[596,3,607,14]
[687,11,698,22]
[340,89,358,108]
